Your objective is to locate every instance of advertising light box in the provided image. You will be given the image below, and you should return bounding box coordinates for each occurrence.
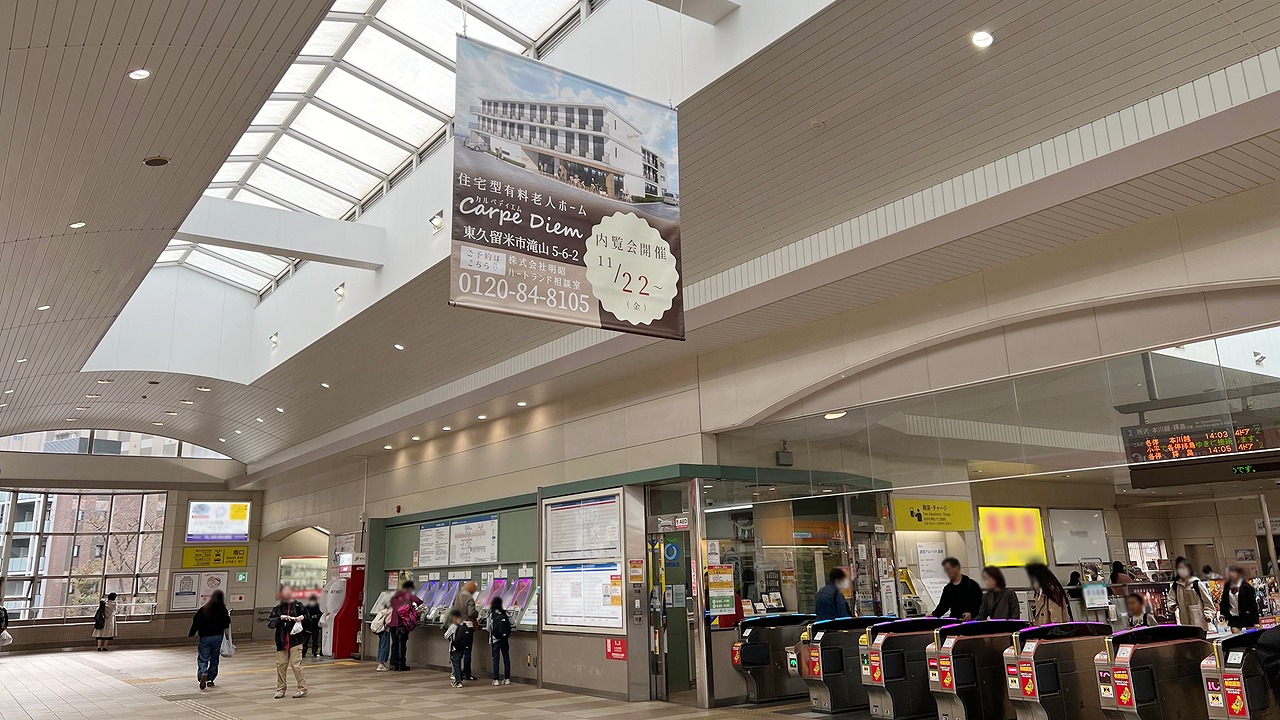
[978,506,1046,567]
[186,501,251,543]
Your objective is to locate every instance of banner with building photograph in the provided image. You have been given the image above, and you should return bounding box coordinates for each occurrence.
[450,38,684,340]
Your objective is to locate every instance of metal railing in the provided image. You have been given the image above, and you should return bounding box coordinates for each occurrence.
[3,602,158,625]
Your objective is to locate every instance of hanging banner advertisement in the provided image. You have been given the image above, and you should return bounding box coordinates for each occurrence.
[450,38,684,340]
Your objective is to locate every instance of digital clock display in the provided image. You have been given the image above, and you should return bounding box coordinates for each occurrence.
[1122,415,1267,464]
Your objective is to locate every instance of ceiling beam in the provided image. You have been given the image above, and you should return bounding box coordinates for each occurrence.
[645,0,740,24]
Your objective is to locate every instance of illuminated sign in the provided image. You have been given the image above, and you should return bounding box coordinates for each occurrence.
[182,546,248,568]
[892,498,974,531]
[1122,415,1266,464]
[978,507,1046,567]
[186,501,251,543]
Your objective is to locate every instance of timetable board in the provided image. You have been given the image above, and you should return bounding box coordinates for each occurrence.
[450,514,499,565]
[545,493,622,562]
[544,562,624,630]
[418,521,451,567]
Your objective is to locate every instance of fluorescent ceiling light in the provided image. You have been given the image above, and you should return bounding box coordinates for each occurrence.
[234,429,242,434]
[971,30,993,48]
[219,438,226,443]
[15,358,26,363]
[96,379,113,384]
[65,417,78,422]
[256,417,264,423]
[180,399,194,405]
[164,411,178,416]
[85,393,100,398]
[442,426,451,431]
[411,436,421,441]
[151,422,163,426]
[75,406,89,411]
[705,504,753,514]
[276,407,285,413]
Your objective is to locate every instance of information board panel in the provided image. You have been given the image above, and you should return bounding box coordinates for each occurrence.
[418,521,450,567]
[545,493,622,562]
[1122,414,1266,464]
[544,562,624,630]
[186,501,251,543]
[449,515,499,565]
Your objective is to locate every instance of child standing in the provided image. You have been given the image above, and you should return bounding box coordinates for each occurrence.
[444,609,473,688]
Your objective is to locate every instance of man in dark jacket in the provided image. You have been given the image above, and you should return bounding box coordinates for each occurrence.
[1220,565,1260,631]
[931,557,982,621]
[815,568,853,621]
[267,586,309,699]
[303,594,323,658]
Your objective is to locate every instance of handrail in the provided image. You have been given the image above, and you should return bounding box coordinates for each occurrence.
[4,603,158,626]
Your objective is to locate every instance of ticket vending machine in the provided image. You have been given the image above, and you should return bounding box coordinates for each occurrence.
[730,614,817,702]
[803,616,894,713]
[1200,630,1279,720]
[863,617,954,719]
[1005,622,1113,720]
[1094,625,1211,720]
[927,619,1030,720]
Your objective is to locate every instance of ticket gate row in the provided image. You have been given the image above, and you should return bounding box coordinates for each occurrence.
[928,619,1030,720]
[1006,622,1114,720]
[864,617,955,719]
[1201,630,1277,720]
[802,616,894,713]
[730,614,815,703]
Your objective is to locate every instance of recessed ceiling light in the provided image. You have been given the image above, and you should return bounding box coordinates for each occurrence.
[85,393,100,399]
[516,401,527,407]
[704,485,713,489]
[151,422,163,427]
[393,344,405,350]
[335,283,346,300]
[179,399,193,405]
[68,221,86,229]
[36,305,50,311]
[384,445,393,450]
[143,156,170,167]
[0,403,7,408]
[255,417,264,423]
[442,426,452,431]
[75,406,89,411]
[196,386,211,392]
[164,411,177,416]
[65,417,78,422]
[127,68,151,80]
[218,438,226,443]
[822,488,834,493]
[477,415,487,420]
[411,436,421,441]
[234,429,242,434]
[971,30,993,48]
[15,358,27,364]
[824,411,847,420]
[321,382,330,388]
[276,407,284,413]
[96,379,113,384]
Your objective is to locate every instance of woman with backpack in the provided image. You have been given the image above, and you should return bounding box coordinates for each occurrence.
[92,593,118,650]
[488,596,513,686]
[387,580,423,672]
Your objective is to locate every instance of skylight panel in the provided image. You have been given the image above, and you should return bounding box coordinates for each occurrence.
[300,20,358,56]
[268,135,380,198]
[274,64,325,94]
[314,69,443,145]
[213,162,251,183]
[185,249,273,290]
[233,190,290,210]
[331,0,374,12]
[377,0,524,60]
[156,248,187,263]
[229,133,272,157]
[246,165,354,218]
[344,27,456,115]
[202,188,232,199]
[291,104,406,173]
[468,0,579,40]
[251,100,298,126]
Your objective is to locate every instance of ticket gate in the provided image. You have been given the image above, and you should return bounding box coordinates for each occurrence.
[1004,621,1113,720]
[1200,630,1279,720]
[731,614,817,703]
[1094,624,1211,720]
[786,625,813,682]
[928,619,1030,720]
[803,616,894,713]
[863,617,954,719]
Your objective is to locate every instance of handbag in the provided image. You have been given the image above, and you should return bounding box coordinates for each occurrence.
[220,622,236,658]
[0,630,12,647]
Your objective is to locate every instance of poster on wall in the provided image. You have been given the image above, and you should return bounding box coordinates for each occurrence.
[916,542,949,604]
[978,507,1047,567]
[279,556,327,598]
[419,521,451,567]
[171,572,200,611]
[545,493,622,562]
[544,562,624,630]
[186,501,251,542]
[707,564,736,616]
[332,532,357,567]
[449,515,499,565]
[198,572,227,607]
[450,38,684,340]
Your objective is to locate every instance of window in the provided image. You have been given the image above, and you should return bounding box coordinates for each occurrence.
[0,491,166,621]
[1127,540,1168,573]
[0,429,225,459]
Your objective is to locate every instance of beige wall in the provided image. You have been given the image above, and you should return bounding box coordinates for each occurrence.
[1118,492,1278,576]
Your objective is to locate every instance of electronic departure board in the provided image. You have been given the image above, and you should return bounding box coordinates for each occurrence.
[1122,415,1266,464]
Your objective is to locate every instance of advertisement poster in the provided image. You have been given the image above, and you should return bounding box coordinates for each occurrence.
[707,564,736,616]
[893,498,974,531]
[978,506,1047,566]
[917,542,949,604]
[198,572,227,607]
[449,515,499,565]
[171,571,200,611]
[419,521,451,567]
[279,556,327,598]
[186,501,251,542]
[544,494,622,562]
[450,38,684,339]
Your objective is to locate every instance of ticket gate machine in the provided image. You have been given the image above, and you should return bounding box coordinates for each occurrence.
[863,617,954,719]
[1200,630,1279,720]
[731,614,817,702]
[1095,624,1211,720]
[927,620,1030,720]
[1004,622,1113,720]
[803,616,894,713]
[786,624,813,682]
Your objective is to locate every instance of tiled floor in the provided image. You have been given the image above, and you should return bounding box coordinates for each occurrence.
[0,643,812,720]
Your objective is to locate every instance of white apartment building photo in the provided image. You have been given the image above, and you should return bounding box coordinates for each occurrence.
[469,98,668,201]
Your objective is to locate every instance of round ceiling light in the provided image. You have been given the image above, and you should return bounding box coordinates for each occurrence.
[69,221,86,229]
[143,156,170,167]
[383,445,393,450]
[127,69,151,80]
[411,436,421,441]
[971,30,993,48]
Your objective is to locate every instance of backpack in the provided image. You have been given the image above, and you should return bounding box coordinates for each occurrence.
[490,610,512,640]
[395,600,420,632]
[450,621,474,651]
[370,607,390,634]
[94,602,106,630]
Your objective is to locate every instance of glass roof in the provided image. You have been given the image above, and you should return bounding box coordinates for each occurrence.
[182,0,580,294]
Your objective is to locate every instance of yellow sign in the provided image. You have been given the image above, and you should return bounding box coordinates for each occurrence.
[893,498,974,531]
[978,507,1046,567]
[182,546,249,568]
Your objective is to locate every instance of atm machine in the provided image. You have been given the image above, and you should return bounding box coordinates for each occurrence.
[730,614,816,702]
[928,620,1030,720]
[1094,625,1211,720]
[863,617,953,719]
[1005,622,1113,720]
[803,616,894,713]
[1200,630,1279,720]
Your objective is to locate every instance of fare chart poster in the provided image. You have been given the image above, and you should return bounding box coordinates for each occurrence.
[450,38,684,340]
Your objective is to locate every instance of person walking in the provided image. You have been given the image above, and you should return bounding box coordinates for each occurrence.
[303,594,323,658]
[931,558,982,621]
[1027,563,1071,625]
[487,596,513,686]
[814,568,853,621]
[444,609,473,688]
[189,590,232,690]
[1221,565,1260,633]
[387,580,423,672]
[267,587,309,699]
[976,566,1021,620]
[1172,556,1215,630]
[451,581,479,681]
[93,592,118,650]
